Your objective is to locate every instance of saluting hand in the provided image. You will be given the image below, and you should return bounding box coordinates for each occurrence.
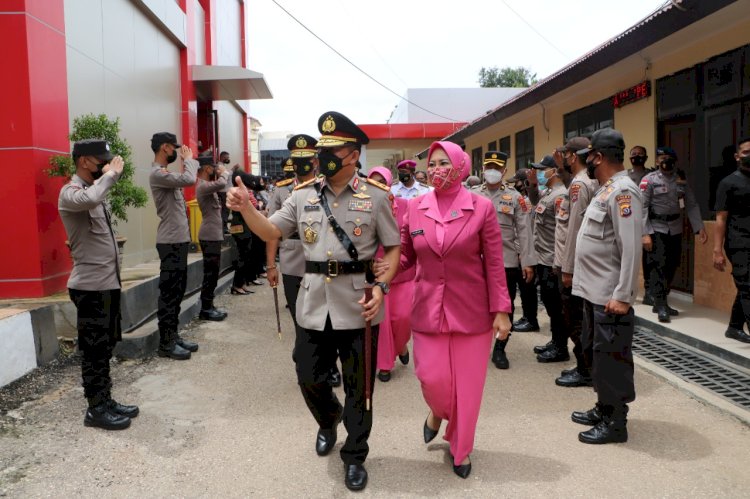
[227,176,252,212]
[359,286,383,322]
[179,145,194,160]
[102,156,124,175]
[494,313,511,341]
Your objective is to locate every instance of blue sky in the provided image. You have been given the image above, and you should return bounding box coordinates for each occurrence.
[246,0,668,132]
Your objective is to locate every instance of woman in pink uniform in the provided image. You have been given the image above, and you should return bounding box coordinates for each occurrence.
[367,167,414,383]
[400,141,511,479]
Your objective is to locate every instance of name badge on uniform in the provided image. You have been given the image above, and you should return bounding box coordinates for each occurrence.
[654,185,668,195]
[304,205,320,211]
[410,229,424,236]
[348,199,373,212]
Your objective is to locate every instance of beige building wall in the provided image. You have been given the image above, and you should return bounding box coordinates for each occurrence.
[65,0,182,267]
[461,1,750,179]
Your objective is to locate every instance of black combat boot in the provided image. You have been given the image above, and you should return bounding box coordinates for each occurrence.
[536,344,570,363]
[491,336,510,369]
[513,317,540,332]
[175,330,199,353]
[555,368,592,387]
[157,330,191,360]
[105,391,139,418]
[533,340,554,355]
[571,402,604,426]
[199,307,228,321]
[84,395,131,430]
[578,404,628,444]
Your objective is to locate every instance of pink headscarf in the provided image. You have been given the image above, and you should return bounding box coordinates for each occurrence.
[427,141,470,195]
[367,166,393,186]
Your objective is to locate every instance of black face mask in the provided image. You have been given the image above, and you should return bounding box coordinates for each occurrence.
[167,151,178,164]
[91,162,106,181]
[283,171,296,180]
[222,158,230,164]
[317,149,353,178]
[398,172,412,183]
[660,158,676,171]
[739,155,750,175]
[293,158,314,176]
[586,159,598,180]
[630,156,647,167]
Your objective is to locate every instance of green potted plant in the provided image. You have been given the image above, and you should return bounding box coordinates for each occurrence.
[48,113,148,259]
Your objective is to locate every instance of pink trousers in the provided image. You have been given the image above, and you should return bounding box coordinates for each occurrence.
[376,280,414,371]
[413,330,493,466]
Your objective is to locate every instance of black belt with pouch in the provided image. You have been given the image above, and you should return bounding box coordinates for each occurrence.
[649,211,680,222]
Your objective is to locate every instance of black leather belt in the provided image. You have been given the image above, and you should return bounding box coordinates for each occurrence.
[305,260,372,277]
[649,211,680,222]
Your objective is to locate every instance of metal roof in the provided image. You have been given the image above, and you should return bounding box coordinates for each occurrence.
[417,0,739,157]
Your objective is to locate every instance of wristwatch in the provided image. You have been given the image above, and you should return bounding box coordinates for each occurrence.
[374,281,390,295]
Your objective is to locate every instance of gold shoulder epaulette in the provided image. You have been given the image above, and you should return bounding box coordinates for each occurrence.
[366,177,390,191]
[293,177,318,191]
[276,178,294,187]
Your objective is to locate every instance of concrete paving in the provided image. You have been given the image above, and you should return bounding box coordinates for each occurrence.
[1,283,749,498]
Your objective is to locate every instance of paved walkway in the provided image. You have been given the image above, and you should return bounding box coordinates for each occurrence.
[1,284,749,497]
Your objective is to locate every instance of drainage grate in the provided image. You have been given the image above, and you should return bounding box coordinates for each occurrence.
[633,327,750,411]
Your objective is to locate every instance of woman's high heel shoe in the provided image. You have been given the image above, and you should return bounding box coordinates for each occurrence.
[453,459,472,479]
[231,287,250,295]
[423,414,439,443]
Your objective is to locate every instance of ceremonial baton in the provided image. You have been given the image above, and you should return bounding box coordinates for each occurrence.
[272,285,282,340]
[364,285,373,411]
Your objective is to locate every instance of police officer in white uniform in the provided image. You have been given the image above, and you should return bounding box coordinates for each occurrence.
[391,159,431,199]
[571,128,642,444]
[59,139,139,430]
[228,112,400,492]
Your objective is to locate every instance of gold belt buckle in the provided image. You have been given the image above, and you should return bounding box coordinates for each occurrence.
[327,260,339,277]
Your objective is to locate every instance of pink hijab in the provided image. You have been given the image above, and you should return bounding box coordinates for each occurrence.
[367,166,393,186]
[427,141,470,195]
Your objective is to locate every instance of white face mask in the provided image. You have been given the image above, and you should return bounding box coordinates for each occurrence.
[483,169,504,184]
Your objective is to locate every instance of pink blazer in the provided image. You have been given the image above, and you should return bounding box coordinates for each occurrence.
[400,188,511,335]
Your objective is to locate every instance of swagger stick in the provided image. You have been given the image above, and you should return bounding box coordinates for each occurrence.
[364,286,373,411]
[272,285,282,340]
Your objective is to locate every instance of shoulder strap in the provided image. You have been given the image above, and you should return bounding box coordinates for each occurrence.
[313,182,359,261]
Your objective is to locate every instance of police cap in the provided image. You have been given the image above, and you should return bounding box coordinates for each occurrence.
[655,146,677,160]
[396,159,417,171]
[556,136,590,154]
[576,128,625,155]
[288,134,318,158]
[531,155,556,170]
[72,139,114,162]
[197,156,215,167]
[483,151,508,168]
[316,111,369,148]
[151,132,181,150]
[509,168,530,183]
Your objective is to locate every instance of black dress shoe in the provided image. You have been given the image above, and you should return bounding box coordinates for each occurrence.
[571,405,603,426]
[452,459,472,479]
[377,370,391,382]
[725,327,750,343]
[537,345,570,363]
[199,308,228,321]
[84,403,131,430]
[399,350,410,365]
[157,343,191,360]
[176,336,199,352]
[328,368,342,387]
[655,306,671,323]
[652,304,678,316]
[423,415,439,443]
[108,399,139,418]
[555,370,592,387]
[578,420,628,444]
[316,416,341,456]
[642,293,654,306]
[513,318,540,332]
[344,463,368,491]
[533,340,554,355]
